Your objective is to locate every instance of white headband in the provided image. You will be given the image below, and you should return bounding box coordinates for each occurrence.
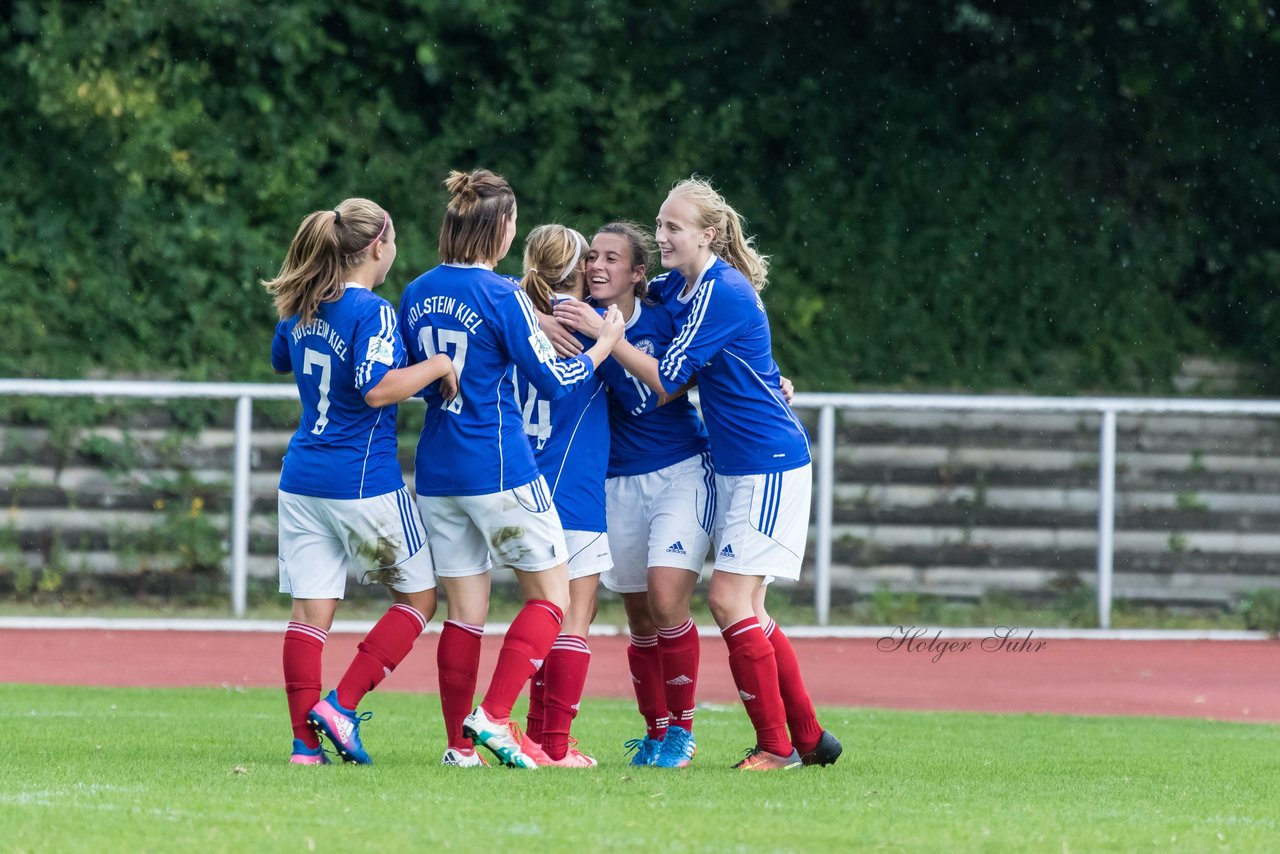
[556,236,585,284]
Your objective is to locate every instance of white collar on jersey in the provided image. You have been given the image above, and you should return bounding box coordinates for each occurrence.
[623,299,643,330]
[443,261,494,270]
[343,281,369,290]
[677,254,719,304]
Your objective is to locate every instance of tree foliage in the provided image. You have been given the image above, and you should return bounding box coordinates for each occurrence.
[2,0,1276,391]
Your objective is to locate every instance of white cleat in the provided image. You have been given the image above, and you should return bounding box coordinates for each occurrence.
[441,747,489,767]
[462,707,538,769]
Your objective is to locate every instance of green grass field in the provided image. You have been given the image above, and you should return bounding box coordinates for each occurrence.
[2,685,1276,852]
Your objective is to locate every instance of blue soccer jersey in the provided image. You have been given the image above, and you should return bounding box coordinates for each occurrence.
[270,285,407,499]
[596,299,710,478]
[513,295,611,532]
[650,257,811,476]
[399,264,597,496]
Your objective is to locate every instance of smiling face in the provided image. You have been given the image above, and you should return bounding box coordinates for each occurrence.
[655,193,713,281]
[586,232,645,307]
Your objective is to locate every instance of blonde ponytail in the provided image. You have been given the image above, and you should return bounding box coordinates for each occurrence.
[262,198,390,325]
[521,224,587,313]
[669,177,770,291]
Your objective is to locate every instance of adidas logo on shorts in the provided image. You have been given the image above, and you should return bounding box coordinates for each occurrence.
[719,544,736,560]
[666,541,686,555]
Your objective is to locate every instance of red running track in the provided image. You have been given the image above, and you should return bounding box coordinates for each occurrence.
[1,628,1277,723]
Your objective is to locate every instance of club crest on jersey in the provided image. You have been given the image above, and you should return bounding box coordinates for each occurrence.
[718,543,736,560]
[529,331,556,363]
[634,338,655,356]
[365,336,394,366]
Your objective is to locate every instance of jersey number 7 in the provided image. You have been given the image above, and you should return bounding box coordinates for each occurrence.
[303,348,332,434]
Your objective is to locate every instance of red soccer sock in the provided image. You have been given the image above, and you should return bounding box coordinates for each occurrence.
[540,635,591,761]
[764,618,824,754]
[336,604,427,711]
[480,600,564,721]
[722,616,792,757]
[283,621,327,748]
[627,633,669,740]
[526,662,548,744]
[438,619,484,751]
[657,618,699,731]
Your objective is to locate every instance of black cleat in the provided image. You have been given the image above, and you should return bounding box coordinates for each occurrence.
[800,730,843,767]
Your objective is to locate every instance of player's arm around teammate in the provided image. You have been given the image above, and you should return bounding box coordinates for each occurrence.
[264,198,455,767]
[563,222,718,769]
[651,178,841,770]
[398,170,624,769]
[512,224,614,767]
[562,184,843,771]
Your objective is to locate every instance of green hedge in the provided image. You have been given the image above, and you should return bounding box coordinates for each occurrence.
[2,1,1276,391]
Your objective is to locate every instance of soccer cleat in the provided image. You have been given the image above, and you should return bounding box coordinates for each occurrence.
[289,739,331,765]
[653,725,696,768]
[307,690,374,765]
[800,730,843,768]
[540,736,597,768]
[543,745,598,768]
[623,736,663,767]
[518,734,553,766]
[733,746,804,771]
[462,706,538,769]
[441,746,490,767]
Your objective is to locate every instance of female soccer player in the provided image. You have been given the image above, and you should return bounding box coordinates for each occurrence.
[559,181,842,770]
[399,170,624,769]
[514,224,611,767]
[560,221,716,769]
[264,197,458,766]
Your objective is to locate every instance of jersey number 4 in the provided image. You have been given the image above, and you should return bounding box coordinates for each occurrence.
[417,326,468,414]
[517,382,552,451]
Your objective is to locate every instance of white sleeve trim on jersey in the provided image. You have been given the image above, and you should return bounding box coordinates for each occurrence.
[659,277,715,384]
[514,289,591,387]
[723,350,813,457]
[356,303,398,390]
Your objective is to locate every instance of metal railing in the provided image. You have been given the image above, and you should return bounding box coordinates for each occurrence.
[3,379,1280,626]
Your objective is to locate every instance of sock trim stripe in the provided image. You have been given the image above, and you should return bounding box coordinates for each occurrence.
[763,619,777,638]
[550,636,591,653]
[724,616,762,638]
[443,619,484,637]
[629,633,658,647]
[390,603,428,632]
[531,601,565,623]
[286,622,328,643]
[657,619,695,638]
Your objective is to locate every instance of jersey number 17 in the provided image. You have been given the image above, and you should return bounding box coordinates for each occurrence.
[416,325,468,414]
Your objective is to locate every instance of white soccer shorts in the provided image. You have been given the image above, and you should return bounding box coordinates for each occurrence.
[416,476,568,577]
[277,488,436,598]
[601,452,716,594]
[712,464,812,582]
[565,529,612,580]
